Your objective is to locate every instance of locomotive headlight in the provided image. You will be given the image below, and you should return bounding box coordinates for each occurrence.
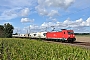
[68,35,70,37]
[73,35,75,37]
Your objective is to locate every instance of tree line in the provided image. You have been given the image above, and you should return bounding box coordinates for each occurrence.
[74,33,90,35]
[0,23,14,38]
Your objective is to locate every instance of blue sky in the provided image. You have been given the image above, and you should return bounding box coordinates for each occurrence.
[0,0,90,33]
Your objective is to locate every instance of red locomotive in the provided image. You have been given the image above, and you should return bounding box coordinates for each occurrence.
[46,29,76,42]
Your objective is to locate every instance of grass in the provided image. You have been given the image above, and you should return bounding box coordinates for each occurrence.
[0,38,90,60]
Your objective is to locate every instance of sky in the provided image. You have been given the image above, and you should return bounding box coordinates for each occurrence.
[0,0,90,33]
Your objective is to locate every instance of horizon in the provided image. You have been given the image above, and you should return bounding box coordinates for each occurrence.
[0,0,90,33]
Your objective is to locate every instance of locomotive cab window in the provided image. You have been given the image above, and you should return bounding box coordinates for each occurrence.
[64,32,65,34]
[68,32,74,34]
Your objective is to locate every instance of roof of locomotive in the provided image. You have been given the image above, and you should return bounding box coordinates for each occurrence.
[47,29,74,33]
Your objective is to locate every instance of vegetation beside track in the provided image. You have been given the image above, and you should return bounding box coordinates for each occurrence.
[0,38,90,60]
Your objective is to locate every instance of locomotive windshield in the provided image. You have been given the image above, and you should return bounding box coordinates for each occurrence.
[68,32,74,34]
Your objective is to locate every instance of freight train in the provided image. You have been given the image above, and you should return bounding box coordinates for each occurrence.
[13,29,76,42]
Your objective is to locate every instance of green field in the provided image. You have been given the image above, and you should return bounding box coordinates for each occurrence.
[0,38,90,60]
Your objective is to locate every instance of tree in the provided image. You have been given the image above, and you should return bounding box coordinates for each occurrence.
[0,25,4,37]
[4,23,14,38]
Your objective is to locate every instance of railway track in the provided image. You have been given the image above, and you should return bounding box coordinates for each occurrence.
[44,39,90,46]
[72,41,90,46]
[69,41,90,49]
[43,40,90,49]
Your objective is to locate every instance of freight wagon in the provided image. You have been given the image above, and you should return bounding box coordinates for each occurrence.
[30,32,47,39]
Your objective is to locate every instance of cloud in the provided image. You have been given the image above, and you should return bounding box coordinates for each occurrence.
[35,7,48,16]
[0,8,18,20]
[0,8,31,20]
[36,0,75,20]
[29,25,39,30]
[21,18,34,23]
[47,10,59,17]
[21,17,90,33]
[20,8,30,16]
[23,24,41,33]
[0,0,36,8]
[35,6,59,18]
[57,17,90,28]
[13,27,22,34]
[86,17,90,26]
[40,17,90,32]
[0,0,36,20]
[41,22,56,28]
[37,0,75,9]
